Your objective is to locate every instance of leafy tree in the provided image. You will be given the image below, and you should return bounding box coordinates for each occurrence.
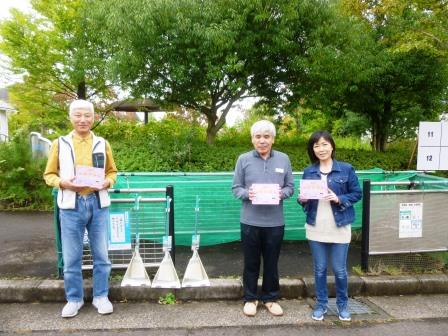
[235,0,373,139]
[338,0,448,151]
[0,0,114,136]
[91,0,353,144]
[365,0,448,57]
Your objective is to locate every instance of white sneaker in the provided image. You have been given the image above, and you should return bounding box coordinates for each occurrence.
[61,301,84,318]
[92,296,113,315]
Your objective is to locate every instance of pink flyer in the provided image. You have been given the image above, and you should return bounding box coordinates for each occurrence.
[299,179,328,199]
[74,165,105,189]
[251,183,280,205]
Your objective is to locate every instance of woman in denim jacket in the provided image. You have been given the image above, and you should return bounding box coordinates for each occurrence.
[298,131,362,322]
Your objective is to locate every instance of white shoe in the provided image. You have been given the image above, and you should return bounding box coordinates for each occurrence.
[264,301,284,316]
[243,300,258,317]
[92,296,113,315]
[61,301,84,318]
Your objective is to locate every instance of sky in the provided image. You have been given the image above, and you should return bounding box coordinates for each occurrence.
[0,0,32,20]
[0,0,33,87]
[0,0,251,126]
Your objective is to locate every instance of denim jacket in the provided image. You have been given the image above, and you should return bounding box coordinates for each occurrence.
[299,160,362,227]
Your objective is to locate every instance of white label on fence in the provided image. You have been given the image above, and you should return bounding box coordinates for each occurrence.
[399,203,423,238]
[163,235,172,252]
[192,234,200,250]
[109,212,131,250]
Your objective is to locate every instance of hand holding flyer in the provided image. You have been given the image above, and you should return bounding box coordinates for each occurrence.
[74,165,105,189]
[251,183,280,205]
[299,179,329,200]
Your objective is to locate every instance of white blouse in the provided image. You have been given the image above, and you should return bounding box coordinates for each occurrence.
[305,174,351,244]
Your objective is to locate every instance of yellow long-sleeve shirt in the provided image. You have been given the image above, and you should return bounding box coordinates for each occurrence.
[43,132,117,196]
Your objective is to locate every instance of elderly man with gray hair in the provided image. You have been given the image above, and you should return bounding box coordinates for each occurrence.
[232,120,294,317]
[44,99,117,318]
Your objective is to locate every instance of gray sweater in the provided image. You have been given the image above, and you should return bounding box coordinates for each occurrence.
[232,150,295,227]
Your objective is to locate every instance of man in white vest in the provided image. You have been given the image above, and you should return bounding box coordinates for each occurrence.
[44,100,117,318]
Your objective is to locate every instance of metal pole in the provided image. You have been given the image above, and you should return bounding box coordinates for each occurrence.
[166,185,175,264]
[361,179,371,273]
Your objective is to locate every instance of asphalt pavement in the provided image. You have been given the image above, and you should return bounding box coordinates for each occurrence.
[1,211,448,335]
[1,295,448,335]
[0,211,361,279]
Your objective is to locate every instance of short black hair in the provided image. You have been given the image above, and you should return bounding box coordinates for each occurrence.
[307,130,336,163]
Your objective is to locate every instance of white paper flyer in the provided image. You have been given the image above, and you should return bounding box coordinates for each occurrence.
[399,203,423,238]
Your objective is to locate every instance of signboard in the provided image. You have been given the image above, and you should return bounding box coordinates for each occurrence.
[417,122,448,171]
[399,203,423,238]
[109,212,131,250]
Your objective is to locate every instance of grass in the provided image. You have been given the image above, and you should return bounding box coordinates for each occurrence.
[158,292,177,305]
[351,265,364,276]
[352,263,405,276]
[429,252,448,269]
[110,273,124,282]
[352,251,448,276]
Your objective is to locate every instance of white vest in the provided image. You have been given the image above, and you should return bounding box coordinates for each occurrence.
[57,131,111,209]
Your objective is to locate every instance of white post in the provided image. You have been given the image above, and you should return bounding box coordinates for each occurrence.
[29,132,52,158]
[0,109,8,142]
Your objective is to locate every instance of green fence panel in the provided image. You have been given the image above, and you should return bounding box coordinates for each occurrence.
[52,169,448,276]
[111,168,437,246]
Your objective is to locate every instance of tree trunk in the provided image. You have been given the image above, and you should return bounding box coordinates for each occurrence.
[204,98,237,145]
[378,100,392,152]
[77,81,86,99]
[371,100,391,152]
[293,110,302,135]
[206,113,218,145]
[372,119,386,152]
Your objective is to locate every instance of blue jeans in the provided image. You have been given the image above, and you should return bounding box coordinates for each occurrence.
[241,223,284,303]
[308,240,349,308]
[60,193,111,302]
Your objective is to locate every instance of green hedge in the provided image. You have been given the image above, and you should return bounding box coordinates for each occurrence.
[1,119,414,209]
[95,120,412,172]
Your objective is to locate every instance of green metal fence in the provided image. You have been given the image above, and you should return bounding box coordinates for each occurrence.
[361,177,448,272]
[54,169,445,277]
[112,169,433,246]
[53,187,174,278]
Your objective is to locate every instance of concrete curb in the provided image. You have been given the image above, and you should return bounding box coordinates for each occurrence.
[1,274,448,303]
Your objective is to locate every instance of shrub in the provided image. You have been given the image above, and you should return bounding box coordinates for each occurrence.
[0,133,53,210]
